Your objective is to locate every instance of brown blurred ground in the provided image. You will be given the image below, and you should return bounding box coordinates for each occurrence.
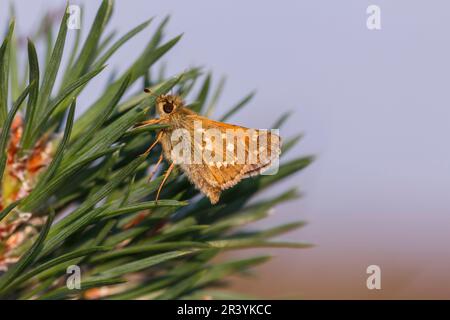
[222,247,450,299]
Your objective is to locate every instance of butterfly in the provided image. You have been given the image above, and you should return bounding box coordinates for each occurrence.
[138,89,281,204]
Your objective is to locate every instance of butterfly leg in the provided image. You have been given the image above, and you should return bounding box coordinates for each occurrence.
[148,153,164,182]
[135,118,162,129]
[144,131,163,155]
[155,162,175,203]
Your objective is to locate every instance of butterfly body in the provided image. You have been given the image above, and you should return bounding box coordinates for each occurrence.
[147,93,281,204]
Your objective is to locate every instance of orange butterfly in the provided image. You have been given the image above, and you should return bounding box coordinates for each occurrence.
[139,89,281,204]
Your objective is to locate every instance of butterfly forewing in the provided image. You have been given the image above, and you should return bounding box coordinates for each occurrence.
[164,113,280,203]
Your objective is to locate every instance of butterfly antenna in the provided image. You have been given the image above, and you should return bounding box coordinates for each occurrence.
[144,88,158,98]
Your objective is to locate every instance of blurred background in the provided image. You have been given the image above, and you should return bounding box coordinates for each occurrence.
[2,0,450,299]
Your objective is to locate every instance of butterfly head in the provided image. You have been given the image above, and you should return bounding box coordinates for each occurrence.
[156,94,184,117]
[144,89,184,119]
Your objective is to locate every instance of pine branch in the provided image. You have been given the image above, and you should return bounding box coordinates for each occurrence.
[0,0,312,300]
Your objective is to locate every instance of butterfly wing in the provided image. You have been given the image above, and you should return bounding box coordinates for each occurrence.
[176,114,281,204]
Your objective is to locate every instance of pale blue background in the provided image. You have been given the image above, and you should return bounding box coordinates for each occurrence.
[2,0,450,298]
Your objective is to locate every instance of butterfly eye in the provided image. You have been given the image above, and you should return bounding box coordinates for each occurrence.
[163,102,174,114]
